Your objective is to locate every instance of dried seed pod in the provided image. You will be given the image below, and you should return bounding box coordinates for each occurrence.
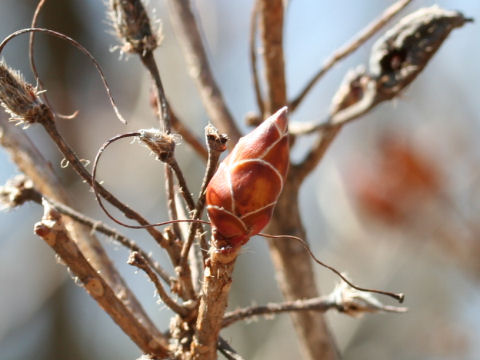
[0,62,50,125]
[206,107,289,251]
[109,0,158,54]
[369,6,472,99]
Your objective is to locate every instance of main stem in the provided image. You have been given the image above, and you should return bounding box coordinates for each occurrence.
[189,247,239,360]
[265,180,339,360]
[259,0,339,358]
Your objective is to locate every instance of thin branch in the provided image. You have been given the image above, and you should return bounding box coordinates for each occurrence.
[250,0,264,117]
[223,284,407,328]
[35,202,170,358]
[0,27,126,124]
[140,51,171,133]
[167,157,196,211]
[40,119,169,247]
[167,0,241,147]
[128,251,190,318]
[165,165,183,241]
[170,106,208,161]
[0,117,162,340]
[179,125,228,266]
[40,195,172,284]
[259,0,287,114]
[289,0,413,112]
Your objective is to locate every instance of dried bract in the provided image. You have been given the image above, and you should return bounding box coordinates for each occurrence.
[370,6,473,99]
[138,128,180,162]
[0,62,50,125]
[109,0,158,54]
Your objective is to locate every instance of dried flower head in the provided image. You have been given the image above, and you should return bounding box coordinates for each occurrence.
[138,128,181,162]
[0,175,41,210]
[0,62,50,126]
[329,281,408,317]
[109,0,159,54]
[370,6,473,99]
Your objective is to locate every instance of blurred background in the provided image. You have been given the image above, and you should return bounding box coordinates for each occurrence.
[0,0,479,359]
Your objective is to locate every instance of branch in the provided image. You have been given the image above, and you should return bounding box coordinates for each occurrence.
[40,117,169,247]
[128,251,191,318]
[259,0,287,114]
[167,0,241,146]
[289,0,413,112]
[35,201,170,358]
[40,195,172,284]
[250,0,264,117]
[223,282,407,328]
[292,5,472,182]
[180,125,228,266]
[190,248,240,360]
[0,117,165,349]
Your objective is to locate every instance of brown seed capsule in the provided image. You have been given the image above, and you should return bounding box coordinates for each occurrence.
[369,6,473,99]
[109,0,158,54]
[0,62,50,125]
[206,107,289,251]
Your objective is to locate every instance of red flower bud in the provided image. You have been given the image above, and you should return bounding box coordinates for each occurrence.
[206,107,289,251]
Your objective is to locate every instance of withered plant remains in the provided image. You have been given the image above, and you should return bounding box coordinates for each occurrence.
[0,1,472,359]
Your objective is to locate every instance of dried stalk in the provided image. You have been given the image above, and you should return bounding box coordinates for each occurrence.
[35,202,170,358]
[223,283,407,328]
[289,0,413,111]
[167,0,241,147]
[0,117,162,340]
[128,251,190,318]
[258,1,339,358]
[40,195,172,284]
[180,125,228,266]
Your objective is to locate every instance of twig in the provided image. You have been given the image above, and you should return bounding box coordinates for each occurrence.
[0,174,172,283]
[170,106,208,161]
[167,0,241,147]
[128,251,190,318]
[40,195,172,284]
[0,117,161,338]
[165,165,183,241]
[258,2,339,359]
[29,0,46,92]
[40,119,169,247]
[222,284,407,328]
[0,27,126,124]
[35,202,170,358]
[289,0,413,112]
[179,125,228,266]
[140,51,171,133]
[259,0,287,114]
[250,0,264,117]
[167,157,196,211]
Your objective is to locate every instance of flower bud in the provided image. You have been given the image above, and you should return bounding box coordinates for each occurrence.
[206,107,289,251]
